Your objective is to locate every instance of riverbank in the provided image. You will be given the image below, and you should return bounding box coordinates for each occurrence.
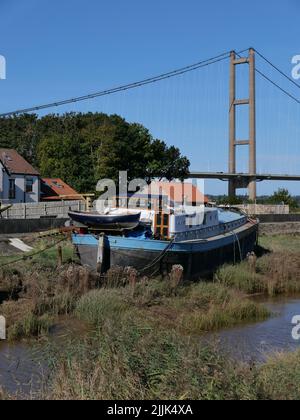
[0,234,300,399]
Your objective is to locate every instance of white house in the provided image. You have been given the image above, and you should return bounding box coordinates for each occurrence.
[0,148,40,204]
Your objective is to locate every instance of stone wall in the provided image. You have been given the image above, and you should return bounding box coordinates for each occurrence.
[0,200,85,219]
[236,204,289,215]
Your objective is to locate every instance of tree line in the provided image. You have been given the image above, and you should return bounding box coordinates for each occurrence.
[0,113,190,193]
[214,188,299,209]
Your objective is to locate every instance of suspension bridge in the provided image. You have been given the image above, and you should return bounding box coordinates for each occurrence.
[1,47,300,200]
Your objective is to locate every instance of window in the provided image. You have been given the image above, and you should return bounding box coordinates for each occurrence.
[26,178,34,193]
[9,179,16,200]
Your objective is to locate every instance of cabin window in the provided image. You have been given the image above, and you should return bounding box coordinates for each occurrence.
[163,228,169,237]
[156,214,162,226]
[26,178,34,193]
[163,214,169,225]
[155,213,169,239]
[9,179,16,199]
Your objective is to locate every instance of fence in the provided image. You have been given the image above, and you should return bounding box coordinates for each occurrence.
[0,200,86,220]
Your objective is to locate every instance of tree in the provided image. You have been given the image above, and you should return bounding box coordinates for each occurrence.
[216,195,250,206]
[268,188,298,209]
[37,133,95,193]
[29,112,190,192]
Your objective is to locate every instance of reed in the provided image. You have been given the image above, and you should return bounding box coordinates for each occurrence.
[47,320,256,400]
[75,282,270,334]
[8,313,52,341]
[256,350,300,400]
[75,289,131,326]
[216,251,300,296]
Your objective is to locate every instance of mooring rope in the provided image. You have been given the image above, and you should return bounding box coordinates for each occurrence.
[139,239,175,275]
[0,236,66,269]
[231,230,243,263]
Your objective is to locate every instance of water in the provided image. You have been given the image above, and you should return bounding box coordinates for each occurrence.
[1,296,300,396]
[0,317,89,397]
[0,342,47,397]
[204,295,300,363]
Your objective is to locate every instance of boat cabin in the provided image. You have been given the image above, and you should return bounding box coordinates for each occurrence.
[153,208,219,241]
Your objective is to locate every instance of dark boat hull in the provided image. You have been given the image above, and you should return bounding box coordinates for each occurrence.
[73,221,258,280]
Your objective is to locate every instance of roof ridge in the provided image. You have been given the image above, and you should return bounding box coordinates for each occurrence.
[0,148,39,176]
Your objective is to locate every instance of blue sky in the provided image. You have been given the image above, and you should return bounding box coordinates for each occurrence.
[0,0,300,195]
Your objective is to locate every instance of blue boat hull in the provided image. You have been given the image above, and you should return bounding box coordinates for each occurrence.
[72,221,258,280]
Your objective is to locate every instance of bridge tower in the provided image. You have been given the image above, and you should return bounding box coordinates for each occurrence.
[229,48,257,201]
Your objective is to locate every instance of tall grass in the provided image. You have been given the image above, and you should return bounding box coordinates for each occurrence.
[75,282,270,335]
[259,235,300,254]
[172,283,269,333]
[47,318,257,400]
[8,313,52,341]
[0,262,97,341]
[216,251,300,296]
[256,350,300,400]
[75,289,131,326]
[46,310,300,400]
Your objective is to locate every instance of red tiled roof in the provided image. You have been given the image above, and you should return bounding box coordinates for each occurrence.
[41,178,80,201]
[143,182,208,204]
[0,148,39,175]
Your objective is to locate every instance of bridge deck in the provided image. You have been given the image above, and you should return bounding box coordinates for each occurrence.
[189,172,300,182]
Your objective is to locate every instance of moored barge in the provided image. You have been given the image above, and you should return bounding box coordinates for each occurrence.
[71,208,258,280]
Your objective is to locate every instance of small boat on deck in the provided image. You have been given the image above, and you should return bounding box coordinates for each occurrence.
[68,210,141,230]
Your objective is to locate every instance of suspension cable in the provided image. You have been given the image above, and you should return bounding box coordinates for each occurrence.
[0,50,235,118]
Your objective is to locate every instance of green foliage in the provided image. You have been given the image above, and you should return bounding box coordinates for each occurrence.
[75,289,131,326]
[215,263,264,294]
[267,188,298,209]
[48,315,257,400]
[8,313,51,341]
[216,249,300,297]
[256,351,300,400]
[0,113,190,193]
[216,195,250,205]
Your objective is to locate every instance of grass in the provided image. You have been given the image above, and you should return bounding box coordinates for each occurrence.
[44,316,300,400]
[46,318,257,400]
[1,233,300,399]
[216,249,300,296]
[75,289,131,326]
[255,350,300,400]
[179,299,268,332]
[0,238,75,270]
[75,281,270,335]
[259,234,300,253]
[8,313,52,341]
[0,248,97,341]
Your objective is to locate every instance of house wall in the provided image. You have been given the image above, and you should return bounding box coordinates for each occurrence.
[0,163,3,200]
[0,163,40,203]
